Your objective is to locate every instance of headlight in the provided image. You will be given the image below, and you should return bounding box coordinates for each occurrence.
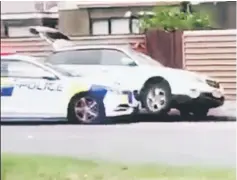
[206,79,220,88]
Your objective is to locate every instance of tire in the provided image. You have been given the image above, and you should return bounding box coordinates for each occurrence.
[192,108,209,118]
[141,81,171,115]
[67,93,106,124]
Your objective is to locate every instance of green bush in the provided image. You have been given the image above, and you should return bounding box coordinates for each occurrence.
[140,8,211,32]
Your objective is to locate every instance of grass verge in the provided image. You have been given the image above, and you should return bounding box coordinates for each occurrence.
[1,153,235,180]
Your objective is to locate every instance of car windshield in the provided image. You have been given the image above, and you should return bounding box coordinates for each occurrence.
[44,63,75,77]
[129,49,164,67]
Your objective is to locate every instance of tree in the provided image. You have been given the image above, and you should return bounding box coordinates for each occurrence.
[140,2,211,32]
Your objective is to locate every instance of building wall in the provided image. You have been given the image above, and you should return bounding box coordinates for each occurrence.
[1,1,58,13]
[58,6,153,36]
[59,9,90,36]
[89,6,152,18]
[1,1,58,37]
[225,1,236,29]
[1,1,38,13]
[194,1,236,29]
[58,1,236,36]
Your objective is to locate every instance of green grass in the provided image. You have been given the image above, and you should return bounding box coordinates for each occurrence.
[1,153,235,180]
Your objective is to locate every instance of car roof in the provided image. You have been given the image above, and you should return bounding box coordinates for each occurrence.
[54,44,131,52]
[1,54,38,63]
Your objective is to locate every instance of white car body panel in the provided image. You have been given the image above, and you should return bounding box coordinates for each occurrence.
[1,55,138,121]
[57,64,224,98]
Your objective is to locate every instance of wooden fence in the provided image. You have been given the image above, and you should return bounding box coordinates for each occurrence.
[183,30,236,100]
[1,34,145,57]
[145,29,183,69]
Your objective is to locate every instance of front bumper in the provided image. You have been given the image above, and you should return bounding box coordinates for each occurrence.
[103,90,139,117]
[172,92,225,109]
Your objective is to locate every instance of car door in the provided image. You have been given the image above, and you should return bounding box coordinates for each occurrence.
[1,62,16,116]
[1,59,65,119]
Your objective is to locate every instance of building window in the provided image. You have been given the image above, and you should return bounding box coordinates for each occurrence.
[111,19,130,34]
[131,18,140,34]
[8,26,35,37]
[92,19,109,35]
[91,17,141,35]
[2,18,58,38]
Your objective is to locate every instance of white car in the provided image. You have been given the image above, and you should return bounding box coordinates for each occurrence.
[30,26,225,118]
[1,54,138,124]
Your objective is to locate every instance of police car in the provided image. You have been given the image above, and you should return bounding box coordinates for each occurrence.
[1,54,138,124]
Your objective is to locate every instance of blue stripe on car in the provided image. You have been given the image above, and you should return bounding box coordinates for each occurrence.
[88,84,108,100]
[1,87,14,97]
[88,85,132,104]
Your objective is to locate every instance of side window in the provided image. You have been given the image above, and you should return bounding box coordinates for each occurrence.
[1,60,50,78]
[100,49,132,65]
[47,50,101,65]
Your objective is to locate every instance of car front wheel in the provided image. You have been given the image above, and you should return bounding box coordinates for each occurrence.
[67,93,106,124]
[141,82,171,115]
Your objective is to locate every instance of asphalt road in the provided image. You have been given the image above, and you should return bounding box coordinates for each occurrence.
[1,109,236,168]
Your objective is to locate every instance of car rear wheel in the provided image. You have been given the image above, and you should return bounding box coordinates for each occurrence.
[68,93,106,124]
[141,82,171,114]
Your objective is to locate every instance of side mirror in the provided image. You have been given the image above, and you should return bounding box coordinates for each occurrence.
[121,57,137,66]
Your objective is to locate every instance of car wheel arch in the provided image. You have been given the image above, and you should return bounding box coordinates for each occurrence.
[67,91,88,116]
[141,76,171,92]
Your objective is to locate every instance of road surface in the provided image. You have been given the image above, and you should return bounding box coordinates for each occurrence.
[1,112,236,168]
[1,102,236,167]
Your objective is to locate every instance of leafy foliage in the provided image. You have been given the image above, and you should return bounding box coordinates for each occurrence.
[140,7,211,32]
